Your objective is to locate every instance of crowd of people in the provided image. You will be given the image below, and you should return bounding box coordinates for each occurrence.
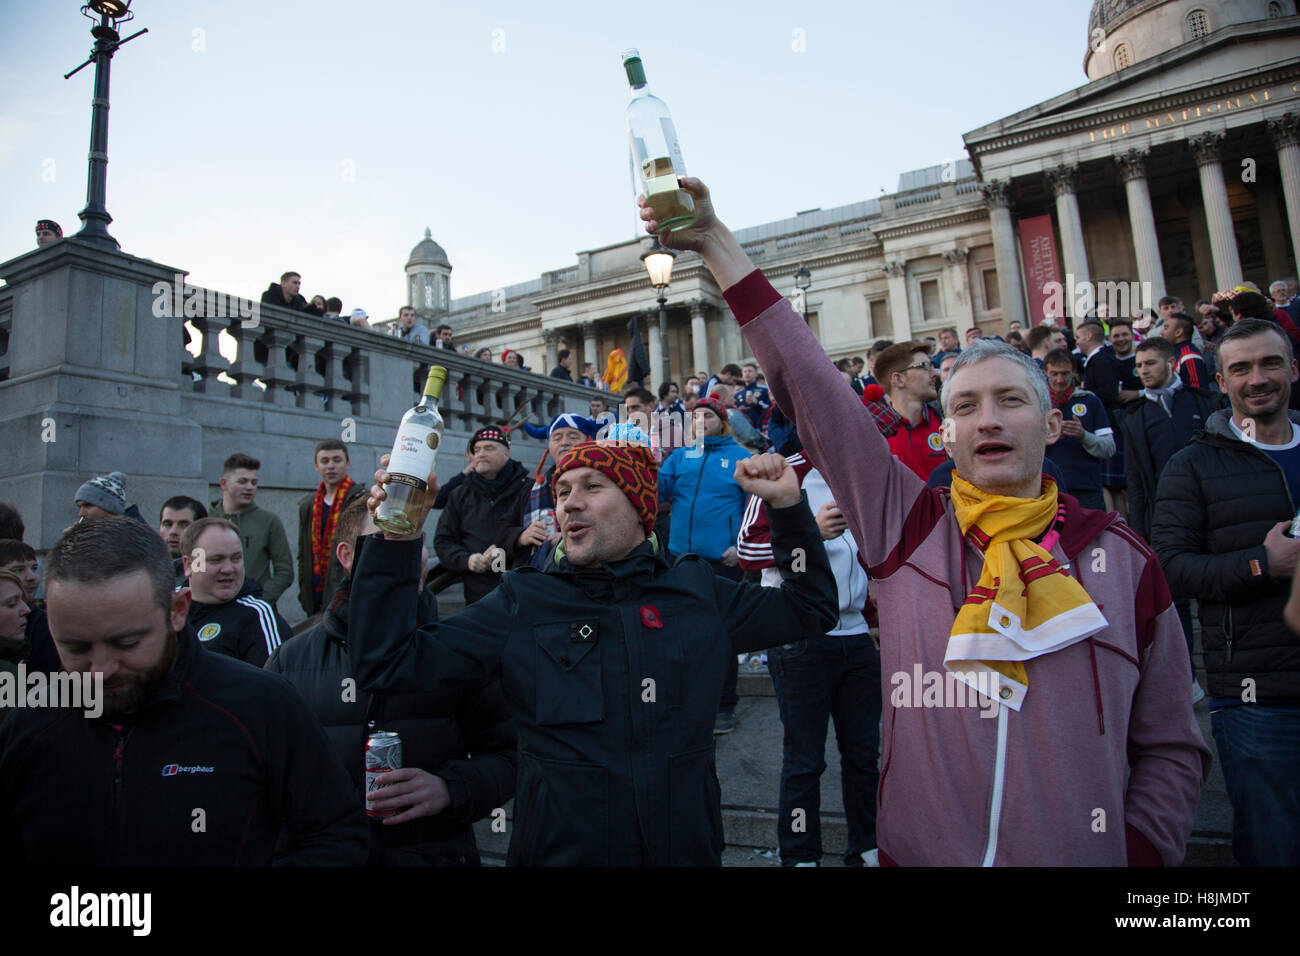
[9,191,1298,870]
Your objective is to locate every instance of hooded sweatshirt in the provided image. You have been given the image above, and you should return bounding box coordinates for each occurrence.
[728,268,1211,867]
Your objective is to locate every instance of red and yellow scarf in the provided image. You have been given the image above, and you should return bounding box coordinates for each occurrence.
[311,477,354,588]
[944,474,1107,710]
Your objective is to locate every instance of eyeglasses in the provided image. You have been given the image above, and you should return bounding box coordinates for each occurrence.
[902,362,936,373]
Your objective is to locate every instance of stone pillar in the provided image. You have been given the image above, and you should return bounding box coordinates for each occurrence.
[942,248,974,335]
[543,329,559,374]
[1046,164,1091,290]
[646,310,663,387]
[721,306,744,364]
[1267,113,1300,274]
[1189,131,1243,290]
[1115,148,1168,305]
[582,321,598,373]
[690,300,709,377]
[885,260,911,342]
[980,179,1029,328]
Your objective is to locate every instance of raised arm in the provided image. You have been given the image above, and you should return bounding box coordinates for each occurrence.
[641,179,932,570]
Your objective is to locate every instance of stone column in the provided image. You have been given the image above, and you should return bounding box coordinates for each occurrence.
[646,310,663,386]
[942,248,974,335]
[581,321,598,373]
[1189,131,1243,290]
[1115,148,1168,305]
[1267,113,1300,276]
[690,300,709,377]
[543,329,559,374]
[1046,164,1091,290]
[885,260,911,342]
[980,179,1029,328]
[721,306,744,364]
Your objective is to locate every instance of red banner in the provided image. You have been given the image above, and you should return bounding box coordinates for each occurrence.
[1017,215,1060,326]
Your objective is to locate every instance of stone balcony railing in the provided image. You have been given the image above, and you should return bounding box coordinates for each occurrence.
[179,293,604,431]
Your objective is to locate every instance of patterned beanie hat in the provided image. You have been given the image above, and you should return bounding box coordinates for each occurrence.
[470,426,510,452]
[75,471,128,515]
[553,440,659,535]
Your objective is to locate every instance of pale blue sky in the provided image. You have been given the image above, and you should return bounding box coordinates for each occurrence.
[2,0,1096,316]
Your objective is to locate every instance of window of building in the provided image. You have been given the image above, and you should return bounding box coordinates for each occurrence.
[869,298,890,338]
[1114,43,1132,70]
[982,269,1001,310]
[920,279,942,321]
[1186,10,1210,39]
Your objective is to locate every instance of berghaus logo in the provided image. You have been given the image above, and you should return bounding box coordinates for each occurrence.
[161,764,214,776]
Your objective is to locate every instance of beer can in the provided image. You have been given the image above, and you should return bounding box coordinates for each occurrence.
[1289,509,1300,539]
[364,731,402,818]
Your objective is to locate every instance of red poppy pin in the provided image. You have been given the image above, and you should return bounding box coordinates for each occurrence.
[640,605,663,629]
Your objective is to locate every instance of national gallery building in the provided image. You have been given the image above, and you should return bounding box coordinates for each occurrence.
[382,0,1300,381]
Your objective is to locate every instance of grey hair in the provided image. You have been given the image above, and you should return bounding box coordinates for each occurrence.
[940,338,1051,415]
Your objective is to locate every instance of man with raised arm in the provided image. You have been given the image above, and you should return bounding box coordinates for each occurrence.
[640,178,1210,867]
[345,439,836,866]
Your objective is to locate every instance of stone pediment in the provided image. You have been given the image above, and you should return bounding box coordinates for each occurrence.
[964,18,1300,173]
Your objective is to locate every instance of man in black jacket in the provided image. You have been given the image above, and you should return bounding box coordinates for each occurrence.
[1122,337,1224,542]
[267,500,516,866]
[352,440,837,865]
[1152,318,1300,866]
[0,517,367,866]
[260,270,322,314]
[183,518,292,667]
[433,427,532,605]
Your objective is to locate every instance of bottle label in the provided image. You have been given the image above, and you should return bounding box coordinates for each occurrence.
[387,423,438,490]
[645,171,680,196]
[660,117,686,176]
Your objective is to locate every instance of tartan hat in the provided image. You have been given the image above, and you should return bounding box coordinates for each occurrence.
[470,426,509,452]
[36,219,62,237]
[696,396,728,422]
[553,440,659,535]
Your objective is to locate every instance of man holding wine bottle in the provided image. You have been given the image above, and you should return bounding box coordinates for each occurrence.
[639,177,1209,867]
[348,439,836,865]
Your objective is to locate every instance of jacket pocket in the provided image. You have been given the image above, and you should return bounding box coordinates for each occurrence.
[668,743,724,865]
[511,750,610,866]
[533,622,603,725]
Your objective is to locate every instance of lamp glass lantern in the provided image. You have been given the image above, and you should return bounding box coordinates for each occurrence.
[89,0,131,17]
[641,240,677,290]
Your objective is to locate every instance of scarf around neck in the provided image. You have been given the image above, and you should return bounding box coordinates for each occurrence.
[1049,383,1075,409]
[1141,374,1183,416]
[945,474,1108,711]
[311,477,354,590]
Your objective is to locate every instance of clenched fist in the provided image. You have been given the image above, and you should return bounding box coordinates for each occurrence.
[734,453,801,509]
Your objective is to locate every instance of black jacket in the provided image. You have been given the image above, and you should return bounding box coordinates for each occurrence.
[348,496,837,865]
[297,481,369,615]
[549,366,573,381]
[186,578,292,667]
[0,627,368,866]
[1120,387,1225,540]
[1152,409,1300,701]
[266,584,516,866]
[433,460,532,605]
[261,282,321,314]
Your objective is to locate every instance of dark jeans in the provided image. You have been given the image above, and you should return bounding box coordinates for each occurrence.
[768,634,881,865]
[1211,703,1300,866]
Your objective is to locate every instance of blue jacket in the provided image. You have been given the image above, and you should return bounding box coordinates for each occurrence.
[658,433,753,561]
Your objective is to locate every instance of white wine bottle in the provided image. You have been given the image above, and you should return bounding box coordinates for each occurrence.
[375,366,446,536]
[623,48,697,233]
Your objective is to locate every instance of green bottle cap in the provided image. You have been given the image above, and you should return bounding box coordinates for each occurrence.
[622,49,646,88]
[423,366,447,399]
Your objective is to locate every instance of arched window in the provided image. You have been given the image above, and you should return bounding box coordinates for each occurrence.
[1114,43,1133,70]
[1186,9,1210,39]
[1267,2,1285,19]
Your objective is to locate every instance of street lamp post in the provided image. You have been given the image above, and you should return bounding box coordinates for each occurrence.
[641,238,677,385]
[793,263,812,319]
[64,1,149,250]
